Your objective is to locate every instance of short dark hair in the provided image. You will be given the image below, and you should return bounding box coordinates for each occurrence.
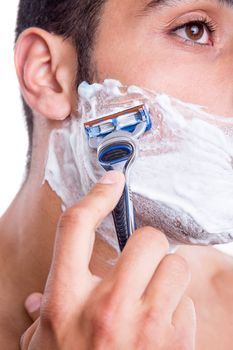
[15,0,106,170]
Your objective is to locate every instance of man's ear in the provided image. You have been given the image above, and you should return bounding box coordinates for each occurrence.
[14,28,77,121]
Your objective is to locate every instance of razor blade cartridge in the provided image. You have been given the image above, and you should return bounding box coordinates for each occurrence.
[84,105,152,145]
[83,104,151,251]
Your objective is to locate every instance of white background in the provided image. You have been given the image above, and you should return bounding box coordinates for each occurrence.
[1,2,233,255]
[0,1,28,215]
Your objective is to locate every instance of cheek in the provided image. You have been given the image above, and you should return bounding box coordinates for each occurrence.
[94,30,233,115]
[97,43,208,99]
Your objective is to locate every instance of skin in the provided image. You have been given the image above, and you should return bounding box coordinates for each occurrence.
[1,0,233,348]
[20,173,196,350]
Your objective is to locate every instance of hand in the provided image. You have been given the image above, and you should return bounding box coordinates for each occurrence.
[20,170,196,350]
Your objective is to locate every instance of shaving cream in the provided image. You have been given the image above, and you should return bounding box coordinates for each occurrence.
[44,79,233,251]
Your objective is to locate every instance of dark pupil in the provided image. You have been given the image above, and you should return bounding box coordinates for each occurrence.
[185,22,204,40]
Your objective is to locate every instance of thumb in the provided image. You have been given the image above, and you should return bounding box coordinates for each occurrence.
[24,293,43,322]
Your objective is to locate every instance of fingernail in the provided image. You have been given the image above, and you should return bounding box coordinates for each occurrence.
[25,294,42,314]
[98,171,124,185]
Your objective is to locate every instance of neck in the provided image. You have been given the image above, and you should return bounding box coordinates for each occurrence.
[0,114,118,297]
[0,169,117,299]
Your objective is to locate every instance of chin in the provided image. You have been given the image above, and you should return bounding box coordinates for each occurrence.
[133,194,233,246]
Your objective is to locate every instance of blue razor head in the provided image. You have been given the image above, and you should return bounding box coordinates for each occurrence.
[84,104,152,140]
[98,143,134,166]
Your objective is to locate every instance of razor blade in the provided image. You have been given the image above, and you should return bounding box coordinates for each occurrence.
[84,105,152,251]
[84,104,152,149]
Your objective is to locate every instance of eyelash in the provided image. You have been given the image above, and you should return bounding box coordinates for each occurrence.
[171,18,217,46]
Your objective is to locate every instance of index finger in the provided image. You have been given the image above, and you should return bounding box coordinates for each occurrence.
[46,171,125,292]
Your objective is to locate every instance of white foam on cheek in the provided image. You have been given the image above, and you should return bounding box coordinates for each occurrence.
[43,79,233,250]
[132,103,233,235]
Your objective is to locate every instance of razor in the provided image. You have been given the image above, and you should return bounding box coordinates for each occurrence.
[84,105,152,251]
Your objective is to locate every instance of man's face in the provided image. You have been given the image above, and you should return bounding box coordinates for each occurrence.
[85,0,233,246]
[43,0,233,248]
[93,0,233,117]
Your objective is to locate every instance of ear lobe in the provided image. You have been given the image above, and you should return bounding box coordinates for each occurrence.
[14,28,73,121]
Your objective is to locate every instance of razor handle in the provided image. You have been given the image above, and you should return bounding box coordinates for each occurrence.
[112,184,136,251]
[97,136,137,252]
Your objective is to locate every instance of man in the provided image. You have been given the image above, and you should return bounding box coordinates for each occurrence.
[1,0,233,348]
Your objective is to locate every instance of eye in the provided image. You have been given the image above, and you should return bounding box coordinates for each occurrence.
[173,21,212,45]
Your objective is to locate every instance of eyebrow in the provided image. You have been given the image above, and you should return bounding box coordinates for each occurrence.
[145,0,233,10]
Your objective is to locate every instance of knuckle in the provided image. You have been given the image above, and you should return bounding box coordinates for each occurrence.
[88,186,113,218]
[40,306,57,330]
[89,184,106,198]
[93,311,114,339]
[40,298,64,334]
[143,308,162,326]
[59,205,88,229]
[88,186,111,209]
[88,294,117,342]
[92,309,115,341]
